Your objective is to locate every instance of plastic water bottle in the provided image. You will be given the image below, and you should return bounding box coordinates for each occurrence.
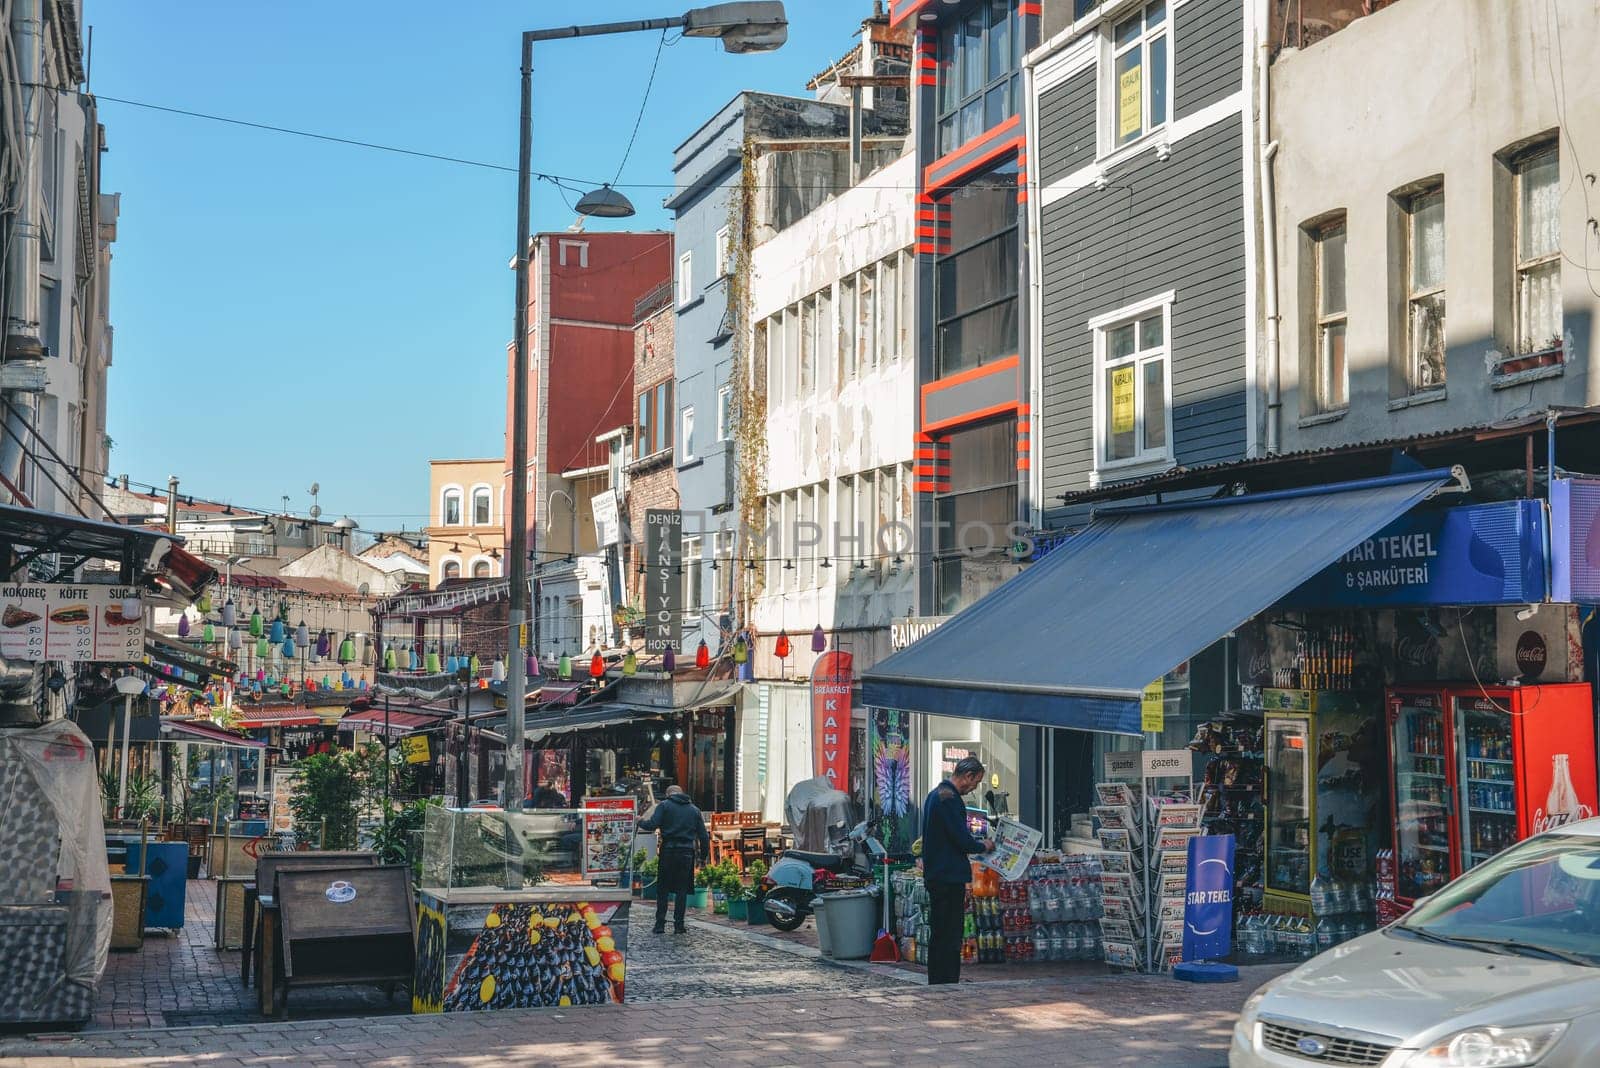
[1315,917,1335,954]
[1309,875,1329,916]
[1063,922,1081,960]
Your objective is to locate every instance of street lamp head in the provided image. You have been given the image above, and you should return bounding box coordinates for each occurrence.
[114,674,145,696]
[574,184,636,219]
[682,2,787,53]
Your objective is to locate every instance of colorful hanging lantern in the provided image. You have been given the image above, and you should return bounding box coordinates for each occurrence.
[221,599,236,628]
[197,590,212,614]
[202,621,215,643]
[384,646,397,670]
[248,607,263,637]
[316,629,331,659]
[255,668,265,682]
[774,631,792,659]
[469,653,481,676]
[491,658,506,683]
[256,636,269,658]
[424,648,440,673]
[269,618,285,644]
[558,652,572,680]
[589,652,605,679]
[122,595,141,621]
[322,675,332,689]
[228,628,242,650]
[446,654,459,674]
[338,634,355,664]
[278,599,290,623]
[410,648,420,670]
[622,649,637,676]
[662,647,676,672]
[695,640,710,670]
[732,634,749,664]
[811,625,827,653]
[177,613,191,638]
[281,637,296,659]
[295,621,310,648]
[527,654,538,678]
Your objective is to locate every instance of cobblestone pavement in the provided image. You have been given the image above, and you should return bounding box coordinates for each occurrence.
[2,965,1286,1067]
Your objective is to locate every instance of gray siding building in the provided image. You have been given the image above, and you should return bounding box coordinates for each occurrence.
[1028,0,1252,524]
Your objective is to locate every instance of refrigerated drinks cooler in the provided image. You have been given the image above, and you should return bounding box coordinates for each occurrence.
[1387,683,1598,907]
[1262,690,1387,914]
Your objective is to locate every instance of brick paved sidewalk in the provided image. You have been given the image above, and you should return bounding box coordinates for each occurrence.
[3,969,1281,1067]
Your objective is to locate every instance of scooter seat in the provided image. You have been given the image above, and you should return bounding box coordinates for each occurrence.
[783,849,849,872]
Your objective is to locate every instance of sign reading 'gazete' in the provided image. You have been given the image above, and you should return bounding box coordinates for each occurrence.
[643,510,682,654]
[811,650,854,789]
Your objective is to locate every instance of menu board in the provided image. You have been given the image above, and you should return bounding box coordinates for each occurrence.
[270,767,303,835]
[0,583,143,662]
[581,796,637,881]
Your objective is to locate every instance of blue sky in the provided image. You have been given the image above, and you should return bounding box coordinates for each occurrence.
[93,0,876,530]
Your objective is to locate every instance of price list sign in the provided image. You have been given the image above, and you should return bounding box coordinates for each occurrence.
[0,584,144,663]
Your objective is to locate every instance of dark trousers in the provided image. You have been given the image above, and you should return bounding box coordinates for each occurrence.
[655,847,695,931]
[925,879,966,985]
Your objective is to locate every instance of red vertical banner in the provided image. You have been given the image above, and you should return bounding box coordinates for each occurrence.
[811,651,854,789]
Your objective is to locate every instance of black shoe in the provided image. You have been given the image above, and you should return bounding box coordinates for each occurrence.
[673,926,688,934]
[652,926,665,934]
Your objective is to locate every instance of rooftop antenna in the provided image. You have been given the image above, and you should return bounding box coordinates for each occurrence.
[308,482,322,522]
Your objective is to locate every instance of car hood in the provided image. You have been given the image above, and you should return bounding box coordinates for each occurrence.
[1255,930,1600,1043]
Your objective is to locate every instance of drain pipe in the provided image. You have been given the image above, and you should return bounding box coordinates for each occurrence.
[1,0,46,503]
[1257,14,1282,455]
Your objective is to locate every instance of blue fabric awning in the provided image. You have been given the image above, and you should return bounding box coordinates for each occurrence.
[861,469,1458,736]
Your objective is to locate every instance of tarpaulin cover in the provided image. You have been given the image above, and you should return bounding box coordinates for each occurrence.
[784,776,853,853]
[861,470,1453,735]
[0,720,112,995]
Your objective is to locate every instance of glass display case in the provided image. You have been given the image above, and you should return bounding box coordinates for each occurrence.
[1264,715,1311,899]
[413,807,635,1014]
[1389,693,1452,902]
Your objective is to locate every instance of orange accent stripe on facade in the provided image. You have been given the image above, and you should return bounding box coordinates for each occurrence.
[1016,458,1031,471]
[891,0,936,27]
[923,353,1020,393]
[922,114,1022,193]
[924,399,1023,435]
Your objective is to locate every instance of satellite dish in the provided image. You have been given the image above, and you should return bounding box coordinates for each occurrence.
[309,482,320,496]
[357,582,371,596]
[309,505,322,520]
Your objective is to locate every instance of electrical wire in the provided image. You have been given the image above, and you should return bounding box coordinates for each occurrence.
[609,29,667,190]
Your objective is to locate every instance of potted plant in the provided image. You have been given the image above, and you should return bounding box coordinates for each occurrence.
[630,850,647,896]
[744,860,769,925]
[690,864,711,909]
[639,857,660,901]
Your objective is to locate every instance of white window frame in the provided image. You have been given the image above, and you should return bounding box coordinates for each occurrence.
[470,483,493,526]
[1404,185,1446,392]
[714,528,734,607]
[1088,290,1175,481]
[1512,141,1562,359]
[1313,219,1349,413]
[716,385,732,442]
[440,485,464,527]
[558,239,588,268]
[683,535,703,615]
[1097,0,1172,163]
[714,226,732,278]
[677,251,694,306]
[680,405,696,463]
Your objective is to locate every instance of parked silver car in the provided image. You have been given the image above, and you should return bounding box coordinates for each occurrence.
[1232,819,1600,1067]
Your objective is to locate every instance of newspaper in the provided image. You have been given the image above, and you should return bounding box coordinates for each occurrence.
[975,815,1042,881]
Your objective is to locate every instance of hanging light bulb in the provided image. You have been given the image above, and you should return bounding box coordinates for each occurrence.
[695,639,710,670]
[558,651,572,679]
[228,628,242,650]
[248,607,263,637]
[733,634,749,664]
[811,624,827,653]
[663,647,676,672]
[491,658,506,683]
[295,620,309,648]
[221,599,236,628]
[178,613,190,638]
[269,618,285,644]
[622,648,638,676]
[202,621,215,643]
[675,729,684,740]
[775,630,792,659]
[338,634,355,664]
[589,652,605,679]
[316,629,331,659]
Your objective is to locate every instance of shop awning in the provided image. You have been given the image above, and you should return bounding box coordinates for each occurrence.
[160,718,267,748]
[234,707,323,728]
[524,704,671,745]
[861,468,1461,736]
[340,708,448,736]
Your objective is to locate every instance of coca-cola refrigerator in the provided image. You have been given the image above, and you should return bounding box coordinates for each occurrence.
[1386,682,1597,907]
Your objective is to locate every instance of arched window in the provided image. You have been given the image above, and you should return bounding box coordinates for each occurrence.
[442,560,460,582]
[472,560,492,579]
[442,489,462,526]
[472,487,492,526]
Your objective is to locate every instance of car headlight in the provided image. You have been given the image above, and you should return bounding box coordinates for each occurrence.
[1239,986,1271,1020]
[1404,1023,1568,1067]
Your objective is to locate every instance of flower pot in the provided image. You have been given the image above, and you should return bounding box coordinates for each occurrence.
[728,898,748,921]
[690,888,709,909]
[643,879,658,901]
[746,897,768,926]
[632,879,643,898]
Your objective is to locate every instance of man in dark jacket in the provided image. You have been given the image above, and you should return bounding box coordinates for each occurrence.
[921,755,994,985]
[637,785,710,934]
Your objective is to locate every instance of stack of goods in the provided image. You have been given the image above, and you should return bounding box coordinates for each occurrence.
[1093,780,1144,969]
[890,870,928,964]
[1150,800,1202,969]
[440,901,624,1010]
[1192,718,1265,910]
[964,864,1004,963]
[1235,908,1316,959]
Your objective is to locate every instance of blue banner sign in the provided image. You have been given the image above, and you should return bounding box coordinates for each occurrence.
[1280,501,1545,608]
[1183,834,1236,962]
[1551,479,1600,603]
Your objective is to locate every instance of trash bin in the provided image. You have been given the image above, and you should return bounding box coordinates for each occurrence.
[817,887,881,960]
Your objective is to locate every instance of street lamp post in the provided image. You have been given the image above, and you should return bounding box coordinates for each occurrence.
[504,3,787,811]
[113,674,146,818]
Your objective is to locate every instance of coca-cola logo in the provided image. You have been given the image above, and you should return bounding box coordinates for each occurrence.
[1515,630,1548,679]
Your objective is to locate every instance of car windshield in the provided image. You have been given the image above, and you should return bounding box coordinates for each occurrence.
[1397,832,1600,966]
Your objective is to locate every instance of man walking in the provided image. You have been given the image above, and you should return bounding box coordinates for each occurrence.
[921,755,994,985]
[637,785,710,935]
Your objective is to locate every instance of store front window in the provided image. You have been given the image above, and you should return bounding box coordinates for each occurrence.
[934,418,1019,614]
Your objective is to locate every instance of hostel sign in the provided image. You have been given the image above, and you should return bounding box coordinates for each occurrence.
[811,650,854,789]
[644,510,682,654]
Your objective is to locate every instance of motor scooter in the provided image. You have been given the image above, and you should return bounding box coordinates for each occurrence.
[761,819,886,931]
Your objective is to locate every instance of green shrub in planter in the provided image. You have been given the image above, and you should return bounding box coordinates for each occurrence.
[728,896,748,921]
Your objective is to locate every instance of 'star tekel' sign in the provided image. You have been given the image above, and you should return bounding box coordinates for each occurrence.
[1182,833,1236,962]
[644,509,682,654]
[811,650,854,789]
[1279,500,1545,609]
